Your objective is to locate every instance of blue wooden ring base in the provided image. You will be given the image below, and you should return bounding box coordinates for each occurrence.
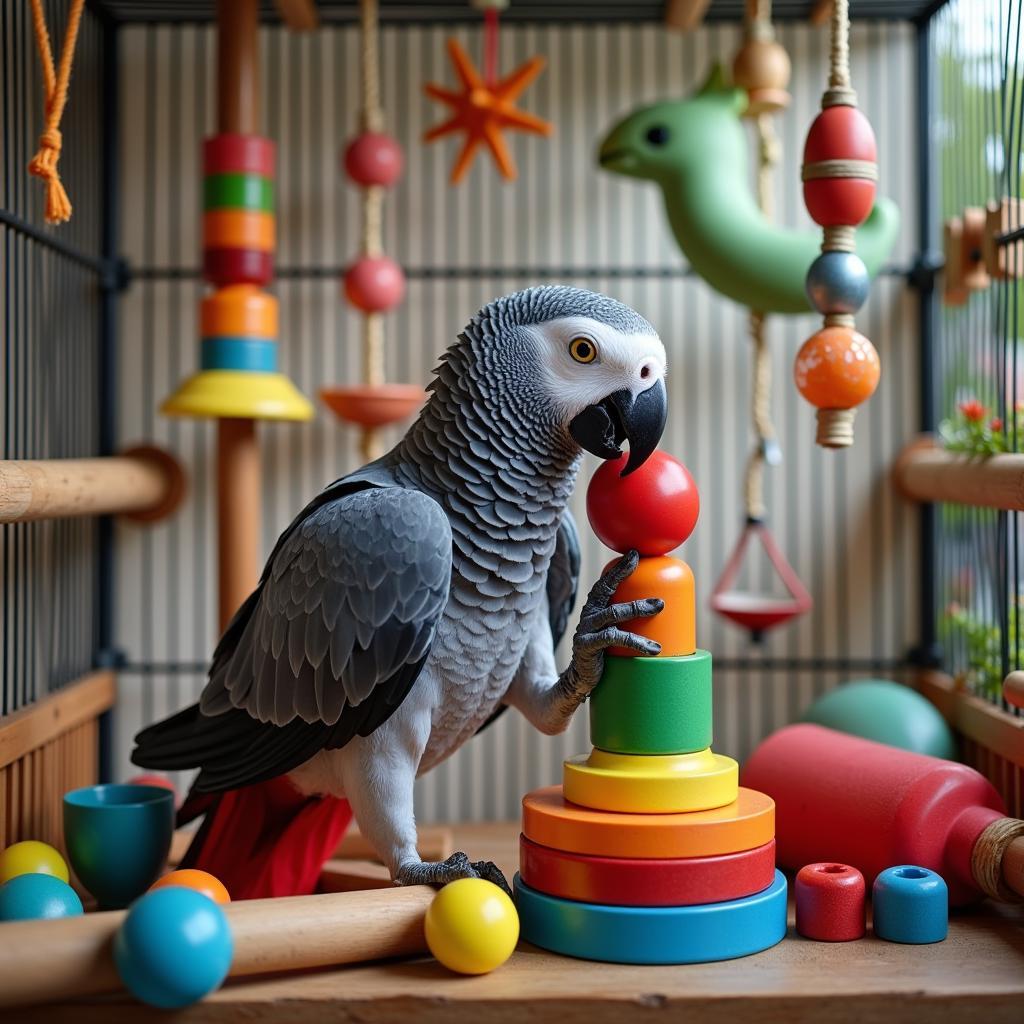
[514,870,788,964]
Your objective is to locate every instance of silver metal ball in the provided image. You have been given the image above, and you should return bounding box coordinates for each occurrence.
[805,251,870,315]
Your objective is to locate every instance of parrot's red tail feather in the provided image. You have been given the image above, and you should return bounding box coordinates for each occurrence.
[178,777,353,900]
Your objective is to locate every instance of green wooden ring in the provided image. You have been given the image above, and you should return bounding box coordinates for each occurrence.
[590,650,712,756]
[204,173,274,213]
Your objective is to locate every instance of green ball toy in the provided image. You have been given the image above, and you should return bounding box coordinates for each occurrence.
[801,680,956,760]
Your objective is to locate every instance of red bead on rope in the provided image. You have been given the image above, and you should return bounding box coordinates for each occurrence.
[802,105,877,228]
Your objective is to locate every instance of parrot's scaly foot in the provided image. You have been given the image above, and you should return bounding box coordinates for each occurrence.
[394,851,513,897]
[555,550,663,712]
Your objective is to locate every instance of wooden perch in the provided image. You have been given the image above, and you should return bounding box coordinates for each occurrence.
[0,887,434,1009]
[0,446,185,525]
[894,436,1024,512]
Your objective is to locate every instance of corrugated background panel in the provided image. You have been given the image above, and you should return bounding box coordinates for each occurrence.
[113,20,920,821]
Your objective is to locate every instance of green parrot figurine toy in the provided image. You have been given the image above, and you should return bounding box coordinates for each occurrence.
[598,67,900,314]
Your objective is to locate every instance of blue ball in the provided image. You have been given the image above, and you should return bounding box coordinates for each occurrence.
[114,887,233,1009]
[872,866,948,944]
[805,251,870,315]
[0,872,84,921]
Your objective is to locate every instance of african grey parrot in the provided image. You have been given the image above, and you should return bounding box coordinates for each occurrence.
[132,286,668,899]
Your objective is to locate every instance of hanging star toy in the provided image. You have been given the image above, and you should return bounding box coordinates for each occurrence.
[424,37,552,185]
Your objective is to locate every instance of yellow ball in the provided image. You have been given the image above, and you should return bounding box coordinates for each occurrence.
[0,841,69,885]
[424,878,519,975]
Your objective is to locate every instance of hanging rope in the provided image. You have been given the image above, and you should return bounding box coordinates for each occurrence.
[742,9,781,523]
[360,0,386,460]
[823,0,857,109]
[27,0,85,224]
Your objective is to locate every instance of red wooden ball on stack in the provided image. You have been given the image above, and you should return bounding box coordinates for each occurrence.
[344,256,406,313]
[344,132,404,188]
[586,450,699,556]
[802,105,877,228]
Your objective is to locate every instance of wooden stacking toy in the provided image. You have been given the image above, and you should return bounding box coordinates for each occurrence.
[163,133,312,422]
[515,451,788,964]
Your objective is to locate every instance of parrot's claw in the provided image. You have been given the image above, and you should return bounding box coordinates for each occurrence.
[575,549,663,661]
[394,851,512,897]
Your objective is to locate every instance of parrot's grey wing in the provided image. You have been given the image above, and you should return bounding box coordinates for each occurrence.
[133,487,452,792]
[475,509,581,735]
[545,508,581,649]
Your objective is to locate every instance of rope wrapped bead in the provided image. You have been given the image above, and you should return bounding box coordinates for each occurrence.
[795,0,881,449]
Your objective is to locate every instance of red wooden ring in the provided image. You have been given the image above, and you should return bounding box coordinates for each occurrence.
[203,248,274,287]
[204,134,276,177]
[519,835,777,907]
[795,862,866,942]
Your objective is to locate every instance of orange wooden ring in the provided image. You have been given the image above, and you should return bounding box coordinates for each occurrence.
[520,835,777,907]
[203,209,275,251]
[200,285,278,339]
[521,786,775,859]
[606,555,695,657]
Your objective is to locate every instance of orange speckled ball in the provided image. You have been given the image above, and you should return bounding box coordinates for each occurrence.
[149,869,230,905]
[794,326,880,410]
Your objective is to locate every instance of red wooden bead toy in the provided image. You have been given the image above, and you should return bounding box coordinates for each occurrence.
[343,132,404,188]
[795,862,865,941]
[586,450,699,556]
[343,256,406,313]
[802,105,878,228]
[520,835,776,908]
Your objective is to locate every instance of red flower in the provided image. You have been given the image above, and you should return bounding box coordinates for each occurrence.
[990,417,1004,432]
[958,399,987,422]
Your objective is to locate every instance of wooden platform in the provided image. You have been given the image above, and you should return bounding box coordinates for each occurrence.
[19,822,1024,1024]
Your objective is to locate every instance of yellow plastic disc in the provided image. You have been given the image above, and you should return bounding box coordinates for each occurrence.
[424,878,519,975]
[162,370,314,421]
[562,747,738,814]
[0,840,70,885]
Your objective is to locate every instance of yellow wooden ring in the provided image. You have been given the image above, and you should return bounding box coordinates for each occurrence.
[200,285,278,339]
[202,209,275,250]
[562,748,738,814]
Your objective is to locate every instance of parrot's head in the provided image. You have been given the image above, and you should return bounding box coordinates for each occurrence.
[452,286,668,476]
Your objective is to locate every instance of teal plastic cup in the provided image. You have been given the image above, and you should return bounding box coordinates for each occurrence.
[63,784,175,909]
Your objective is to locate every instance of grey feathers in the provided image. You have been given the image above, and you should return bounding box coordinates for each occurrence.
[201,488,451,728]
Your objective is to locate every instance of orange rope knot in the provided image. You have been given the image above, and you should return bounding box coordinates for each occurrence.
[27,0,85,225]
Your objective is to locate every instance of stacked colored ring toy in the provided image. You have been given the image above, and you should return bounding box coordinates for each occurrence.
[516,450,787,964]
[162,133,311,423]
[203,133,276,287]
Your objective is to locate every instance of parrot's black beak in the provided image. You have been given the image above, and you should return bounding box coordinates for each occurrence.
[568,378,667,476]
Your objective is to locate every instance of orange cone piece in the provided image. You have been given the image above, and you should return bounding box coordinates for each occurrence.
[606,555,695,657]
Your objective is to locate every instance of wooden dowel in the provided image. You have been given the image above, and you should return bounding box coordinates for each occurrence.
[214,1,263,631]
[216,418,261,630]
[894,436,1024,511]
[218,0,259,134]
[0,886,434,1009]
[0,449,184,525]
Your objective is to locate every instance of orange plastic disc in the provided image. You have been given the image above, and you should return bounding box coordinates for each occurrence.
[521,785,775,859]
[606,555,695,657]
[200,285,278,339]
[203,209,275,251]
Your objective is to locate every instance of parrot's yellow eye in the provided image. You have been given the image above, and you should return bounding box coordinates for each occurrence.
[569,337,598,364]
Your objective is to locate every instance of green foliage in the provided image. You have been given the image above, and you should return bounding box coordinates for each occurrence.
[938,398,1009,455]
[941,600,1018,700]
